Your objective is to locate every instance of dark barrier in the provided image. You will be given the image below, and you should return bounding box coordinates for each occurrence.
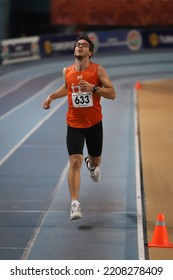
[39,29,143,58]
[1,28,173,65]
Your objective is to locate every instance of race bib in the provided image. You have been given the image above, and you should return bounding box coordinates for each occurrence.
[72,92,93,108]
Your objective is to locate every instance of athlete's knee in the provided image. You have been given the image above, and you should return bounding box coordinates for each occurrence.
[70,155,83,170]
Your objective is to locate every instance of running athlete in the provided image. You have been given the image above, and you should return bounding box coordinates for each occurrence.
[43,35,116,220]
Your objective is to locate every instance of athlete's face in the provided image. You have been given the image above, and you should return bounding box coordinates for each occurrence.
[74,40,92,59]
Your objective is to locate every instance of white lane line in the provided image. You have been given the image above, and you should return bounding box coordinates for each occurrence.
[0,68,28,82]
[0,78,63,121]
[21,161,69,260]
[133,76,173,260]
[0,247,25,250]
[134,87,145,260]
[0,69,58,98]
[0,62,56,81]
[0,210,69,213]
[0,210,136,214]
[0,97,67,167]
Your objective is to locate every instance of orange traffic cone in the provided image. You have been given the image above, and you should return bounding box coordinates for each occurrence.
[148,213,173,248]
[135,81,142,90]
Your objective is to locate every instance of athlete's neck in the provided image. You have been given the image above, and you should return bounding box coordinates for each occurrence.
[74,58,90,72]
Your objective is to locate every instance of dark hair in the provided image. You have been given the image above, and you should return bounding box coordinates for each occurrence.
[75,35,94,53]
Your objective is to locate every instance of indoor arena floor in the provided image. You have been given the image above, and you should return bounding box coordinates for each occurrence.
[0,50,173,260]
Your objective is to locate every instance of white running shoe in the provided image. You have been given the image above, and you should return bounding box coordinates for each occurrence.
[85,156,101,182]
[70,203,82,220]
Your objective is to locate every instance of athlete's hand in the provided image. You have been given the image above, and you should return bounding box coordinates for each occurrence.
[43,97,52,110]
[79,80,93,92]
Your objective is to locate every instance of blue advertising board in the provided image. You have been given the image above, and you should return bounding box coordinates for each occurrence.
[39,33,79,57]
[39,29,143,58]
[2,28,173,66]
[142,29,173,49]
[88,29,143,53]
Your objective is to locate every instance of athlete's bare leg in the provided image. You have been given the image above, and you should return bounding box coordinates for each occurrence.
[68,154,83,201]
[88,155,101,168]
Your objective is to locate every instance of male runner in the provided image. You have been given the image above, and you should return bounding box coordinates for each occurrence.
[43,35,116,220]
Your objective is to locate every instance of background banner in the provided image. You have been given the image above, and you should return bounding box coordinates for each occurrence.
[39,29,143,58]
[1,28,173,65]
[39,33,78,58]
[142,29,173,49]
[1,36,40,65]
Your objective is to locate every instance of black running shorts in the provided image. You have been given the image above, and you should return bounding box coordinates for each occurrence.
[66,121,103,157]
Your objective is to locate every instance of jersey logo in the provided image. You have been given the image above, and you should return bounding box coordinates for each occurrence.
[77,75,83,81]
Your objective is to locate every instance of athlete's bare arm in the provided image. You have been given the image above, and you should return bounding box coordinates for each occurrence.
[43,68,67,109]
[79,65,116,100]
[97,65,116,99]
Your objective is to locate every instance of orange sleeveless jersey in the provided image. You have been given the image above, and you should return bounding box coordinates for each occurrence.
[66,62,102,128]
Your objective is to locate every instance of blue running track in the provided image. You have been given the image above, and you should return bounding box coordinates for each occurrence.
[0,51,173,260]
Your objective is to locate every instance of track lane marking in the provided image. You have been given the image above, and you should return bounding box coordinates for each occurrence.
[0,71,57,98]
[134,88,145,260]
[21,161,69,260]
[0,97,67,167]
[0,77,63,121]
